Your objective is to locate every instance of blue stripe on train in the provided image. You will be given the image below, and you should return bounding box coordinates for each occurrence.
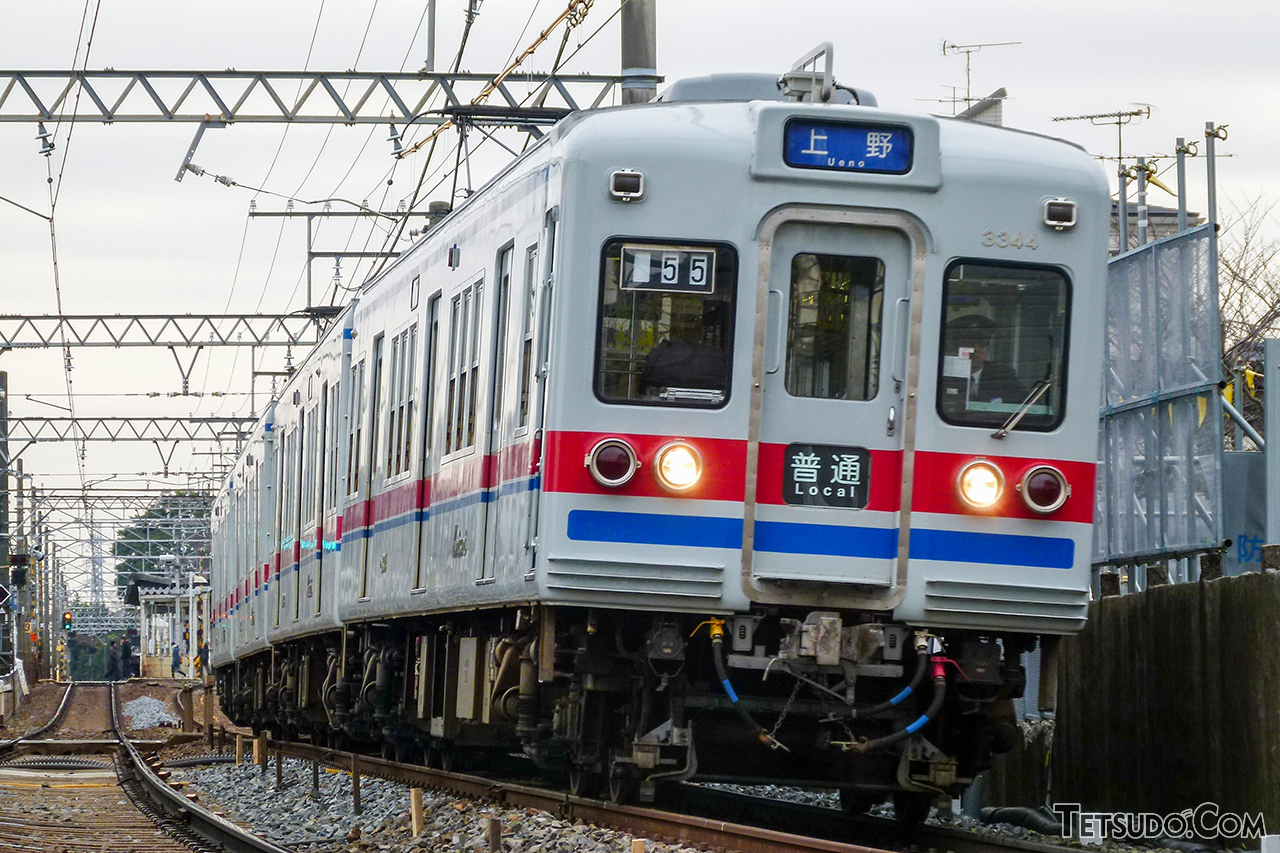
[565,510,1074,569]
[755,520,897,559]
[909,528,1074,569]
[566,510,744,549]
[338,476,540,545]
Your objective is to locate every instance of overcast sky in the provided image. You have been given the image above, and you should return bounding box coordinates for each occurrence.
[2,0,1276,591]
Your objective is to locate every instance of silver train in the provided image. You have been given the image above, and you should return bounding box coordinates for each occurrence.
[211,61,1109,816]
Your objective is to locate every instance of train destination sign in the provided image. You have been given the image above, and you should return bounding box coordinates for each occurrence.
[621,244,716,294]
[783,443,871,509]
[784,120,913,174]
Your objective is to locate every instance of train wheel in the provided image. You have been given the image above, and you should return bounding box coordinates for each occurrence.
[893,791,934,826]
[567,765,600,798]
[380,741,395,762]
[439,746,460,772]
[606,763,638,805]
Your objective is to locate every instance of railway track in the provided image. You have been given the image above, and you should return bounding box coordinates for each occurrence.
[252,737,1069,853]
[6,686,1066,853]
[0,680,75,754]
[0,682,290,853]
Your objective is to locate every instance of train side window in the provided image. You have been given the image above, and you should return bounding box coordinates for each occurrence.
[385,324,417,478]
[594,238,737,407]
[492,245,514,436]
[297,407,310,620]
[518,244,537,427]
[426,296,440,456]
[446,281,484,453]
[937,260,1070,431]
[785,253,885,400]
[347,360,365,496]
[466,284,483,447]
[403,323,417,475]
[386,331,401,477]
[370,334,386,483]
[327,381,340,510]
[446,294,461,453]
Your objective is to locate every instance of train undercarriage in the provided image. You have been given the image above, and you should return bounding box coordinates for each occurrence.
[218,604,1029,816]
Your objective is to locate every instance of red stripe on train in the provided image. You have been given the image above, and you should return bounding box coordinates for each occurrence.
[910,451,1095,524]
[542,431,747,502]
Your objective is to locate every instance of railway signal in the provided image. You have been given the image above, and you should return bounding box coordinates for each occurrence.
[62,610,73,631]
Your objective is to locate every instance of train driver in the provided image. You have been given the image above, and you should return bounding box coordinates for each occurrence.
[949,313,1025,405]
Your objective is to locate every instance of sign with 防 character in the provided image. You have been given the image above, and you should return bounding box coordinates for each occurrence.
[784,120,913,175]
[783,443,871,509]
[621,244,716,294]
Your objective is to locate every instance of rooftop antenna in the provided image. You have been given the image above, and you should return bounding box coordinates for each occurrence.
[1052,107,1152,251]
[941,40,1020,113]
[1051,106,1151,166]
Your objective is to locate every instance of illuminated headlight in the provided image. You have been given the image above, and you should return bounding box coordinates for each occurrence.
[585,438,639,488]
[653,441,702,493]
[1019,465,1070,514]
[956,460,1004,509]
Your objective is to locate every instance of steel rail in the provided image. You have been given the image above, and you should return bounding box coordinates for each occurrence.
[268,739,884,853]
[258,738,1071,853]
[0,681,75,756]
[109,683,295,853]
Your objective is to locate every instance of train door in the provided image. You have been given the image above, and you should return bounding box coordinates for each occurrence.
[748,216,914,588]
[523,210,557,567]
[480,245,515,584]
[413,293,441,590]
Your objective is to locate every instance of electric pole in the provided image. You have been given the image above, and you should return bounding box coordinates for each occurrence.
[621,0,658,104]
[0,370,11,699]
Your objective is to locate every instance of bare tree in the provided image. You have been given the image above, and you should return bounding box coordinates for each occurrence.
[1218,194,1280,440]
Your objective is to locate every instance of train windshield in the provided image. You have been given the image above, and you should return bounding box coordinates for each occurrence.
[595,239,737,407]
[937,261,1070,431]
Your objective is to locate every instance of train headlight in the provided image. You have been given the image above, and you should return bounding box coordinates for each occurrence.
[956,460,1004,509]
[654,441,702,493]
[1019,465,1070,514]
[585,438,639,488]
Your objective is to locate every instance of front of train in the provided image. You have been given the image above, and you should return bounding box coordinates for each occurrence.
[535,56,1109,812]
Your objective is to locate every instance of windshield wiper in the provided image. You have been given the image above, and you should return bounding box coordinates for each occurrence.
[991,375,1054,439]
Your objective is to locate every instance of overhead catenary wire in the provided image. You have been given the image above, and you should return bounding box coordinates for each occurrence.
[357,0,603,288]
[43,0,105,495]
[203,2,431,426]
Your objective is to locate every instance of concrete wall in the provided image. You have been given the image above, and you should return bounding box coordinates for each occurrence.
[1053,572,1280,823]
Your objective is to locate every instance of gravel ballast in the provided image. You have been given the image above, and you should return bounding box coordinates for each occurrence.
[177,759,701,853]
[124,695,180,729]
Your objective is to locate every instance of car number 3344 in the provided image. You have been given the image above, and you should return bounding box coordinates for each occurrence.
[981,231,1037,250]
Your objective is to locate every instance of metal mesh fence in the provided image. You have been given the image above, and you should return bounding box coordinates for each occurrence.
[1095,225,1222,563]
